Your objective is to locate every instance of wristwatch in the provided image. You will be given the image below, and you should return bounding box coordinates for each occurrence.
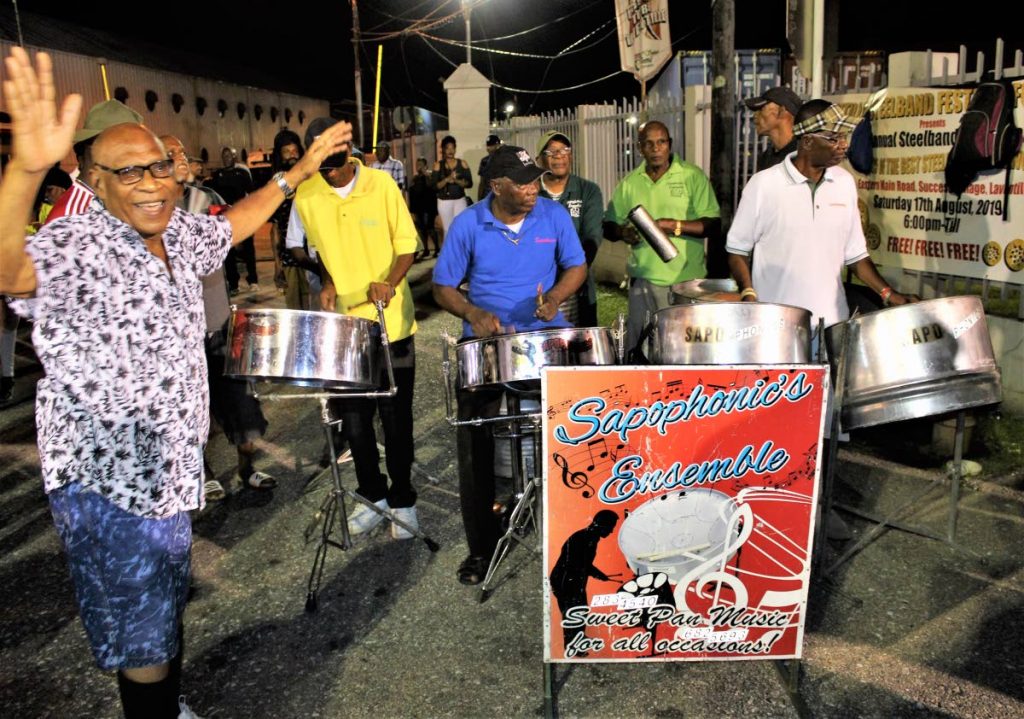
[673,220,682,237]
[272,171,296,199]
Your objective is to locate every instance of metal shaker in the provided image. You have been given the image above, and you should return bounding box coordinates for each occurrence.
[626,205,679,263]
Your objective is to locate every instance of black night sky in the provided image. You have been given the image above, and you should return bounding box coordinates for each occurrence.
[5,0,1011,116]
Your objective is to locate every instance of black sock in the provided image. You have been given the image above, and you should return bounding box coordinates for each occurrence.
[117,671,179,719]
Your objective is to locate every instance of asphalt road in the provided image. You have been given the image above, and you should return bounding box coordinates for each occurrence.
[1,258,1022,719]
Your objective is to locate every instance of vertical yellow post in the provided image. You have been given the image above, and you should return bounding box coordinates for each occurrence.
[371,45,383,151]
[99,61,111,101]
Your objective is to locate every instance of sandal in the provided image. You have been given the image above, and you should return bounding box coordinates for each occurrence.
[204,479,226,502]
[244,471,277,490]
[457,555,489,586]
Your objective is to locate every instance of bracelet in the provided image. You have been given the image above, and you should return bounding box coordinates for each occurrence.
[740,287,758,300]
[879,287,893,305]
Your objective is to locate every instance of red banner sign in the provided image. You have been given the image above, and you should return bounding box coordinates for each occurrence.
[543,365,828,662]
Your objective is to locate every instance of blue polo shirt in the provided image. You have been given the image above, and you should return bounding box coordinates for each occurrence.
[434,195,586,338]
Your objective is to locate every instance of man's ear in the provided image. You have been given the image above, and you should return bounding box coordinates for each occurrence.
[88,168,105,200]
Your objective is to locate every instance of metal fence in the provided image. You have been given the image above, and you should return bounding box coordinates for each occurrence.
[492,96,684,204]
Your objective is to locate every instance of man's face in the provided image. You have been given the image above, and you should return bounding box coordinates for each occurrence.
[222,147,236,168]
[416,158,428,174]
[539,140,571,180]
[279,143,301,169]
[753,102,783,136]
[486,143,499,156]
[90,126,177,239]
[493,177,539,216]
[803,130,849,168]
[375,145,390,163]
[162,136,191,183]
[639,126,671,170]
[189,159,205,179]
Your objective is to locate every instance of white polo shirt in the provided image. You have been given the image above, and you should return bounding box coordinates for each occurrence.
[726,153,868,328]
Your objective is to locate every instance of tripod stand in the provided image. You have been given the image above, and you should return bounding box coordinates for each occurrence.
[479,391,544,602]
[249,302,440,612]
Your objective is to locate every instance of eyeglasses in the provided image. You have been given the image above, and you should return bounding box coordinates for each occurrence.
[94,159,175,185]
[543,148,571,158]
[810,132,849,145]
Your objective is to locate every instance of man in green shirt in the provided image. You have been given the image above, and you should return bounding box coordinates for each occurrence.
[537,131,605,327]
[604,121,721,349]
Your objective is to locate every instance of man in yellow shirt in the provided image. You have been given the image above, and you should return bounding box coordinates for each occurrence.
[289,118,420,539]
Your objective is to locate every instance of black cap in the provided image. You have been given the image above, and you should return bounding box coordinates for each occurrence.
[743,86,802,116]
[486,145,546,184]
[485,134,501,146]
[304,117,349,169]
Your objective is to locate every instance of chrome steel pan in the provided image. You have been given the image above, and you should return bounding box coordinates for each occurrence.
[651,302,811,365]
[825,296,1001,429]
[225,308,379,388]
[670,278,741,305]
[457,327,617,390]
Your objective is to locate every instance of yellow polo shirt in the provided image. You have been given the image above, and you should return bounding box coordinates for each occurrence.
[295,164,418,341]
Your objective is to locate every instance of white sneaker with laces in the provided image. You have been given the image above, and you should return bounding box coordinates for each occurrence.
[178,696,205,719]
[347,498,389,535]
[390,506,419,540]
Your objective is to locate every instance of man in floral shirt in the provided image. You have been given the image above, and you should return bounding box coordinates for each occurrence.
[0,48,351,719]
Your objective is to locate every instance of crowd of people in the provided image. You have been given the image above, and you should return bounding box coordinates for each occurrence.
[0,44,907,717]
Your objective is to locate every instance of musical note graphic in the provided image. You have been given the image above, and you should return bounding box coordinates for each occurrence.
[552,452,594,499]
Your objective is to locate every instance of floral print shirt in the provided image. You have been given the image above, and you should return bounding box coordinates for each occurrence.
[10,205,233,518]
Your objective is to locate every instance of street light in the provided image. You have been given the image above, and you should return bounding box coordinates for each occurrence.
[503,101,515,119]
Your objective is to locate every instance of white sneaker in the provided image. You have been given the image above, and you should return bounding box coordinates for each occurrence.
[248,283,261,293]
[347,498,389,535]
[390,506,419,540]
[178,696,205,719]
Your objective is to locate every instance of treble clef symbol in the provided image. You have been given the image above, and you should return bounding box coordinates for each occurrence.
[553,452,593,499]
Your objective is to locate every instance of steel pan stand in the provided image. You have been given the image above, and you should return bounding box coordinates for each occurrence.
[479,390,544,602]
[252,302,440,612]
[818,317,974,577]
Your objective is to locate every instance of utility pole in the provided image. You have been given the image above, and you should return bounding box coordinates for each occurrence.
[708,0,735,279]
[351,0,365,149]
[463,0,472,65]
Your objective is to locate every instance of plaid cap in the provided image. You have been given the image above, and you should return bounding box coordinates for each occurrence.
[793,104,860,136]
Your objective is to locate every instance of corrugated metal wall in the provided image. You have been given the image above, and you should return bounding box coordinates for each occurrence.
[0,40,330,165]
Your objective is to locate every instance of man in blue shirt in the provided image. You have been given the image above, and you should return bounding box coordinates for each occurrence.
[433,144,586,585]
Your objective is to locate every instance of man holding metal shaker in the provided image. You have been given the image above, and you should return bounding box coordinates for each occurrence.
[604,120,721,351]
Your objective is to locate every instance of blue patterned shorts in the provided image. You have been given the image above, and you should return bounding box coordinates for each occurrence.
[48,483,192,670]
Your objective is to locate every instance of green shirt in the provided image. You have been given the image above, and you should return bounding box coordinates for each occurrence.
[539,173,604,303]
[605,155,721,286]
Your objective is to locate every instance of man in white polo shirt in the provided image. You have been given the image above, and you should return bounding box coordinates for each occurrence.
[727,99,911,331]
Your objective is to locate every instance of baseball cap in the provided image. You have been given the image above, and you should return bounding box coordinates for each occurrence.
[304,117,350,169]
[486,145,546,184]
[376,141,390,149]
[73,100,143,143]
[485,134,501,147]
[537,130,571,157]
[743,87,802,116]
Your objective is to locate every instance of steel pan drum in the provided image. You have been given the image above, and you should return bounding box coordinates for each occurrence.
[670,278,741,305]
[225,308,379,388]
[456,327,617,390]
[651,302,812,365]
[825,296,1001,429]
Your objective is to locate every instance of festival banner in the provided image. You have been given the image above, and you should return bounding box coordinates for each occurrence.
[829,83,1024,284]
[614,0,672,83]
[542,366,828,662]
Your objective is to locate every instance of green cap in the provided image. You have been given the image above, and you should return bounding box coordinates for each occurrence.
[73,100,143,144]
[536,130,571,157]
